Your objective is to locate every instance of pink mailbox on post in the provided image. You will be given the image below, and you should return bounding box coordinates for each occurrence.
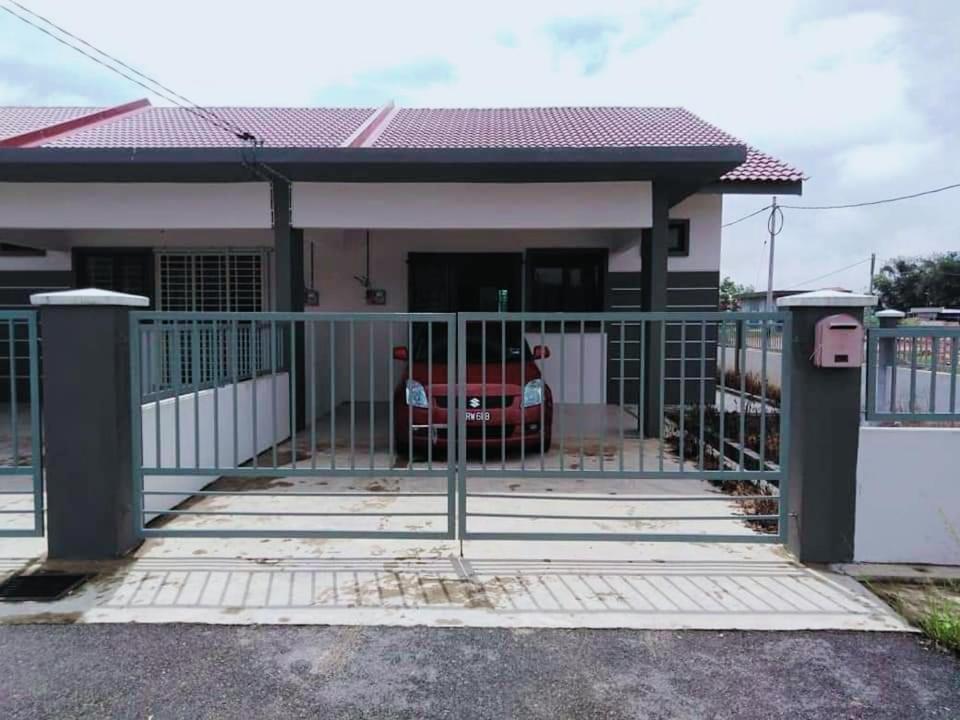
[813,313,864,368]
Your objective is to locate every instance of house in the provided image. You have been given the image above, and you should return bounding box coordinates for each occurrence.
[0,99,802,415]
[737,288,850,313]
[908,307,960,324]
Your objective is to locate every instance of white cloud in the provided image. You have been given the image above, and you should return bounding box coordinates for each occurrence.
[834,139,942,186]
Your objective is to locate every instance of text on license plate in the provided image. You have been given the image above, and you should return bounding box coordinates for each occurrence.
[464,411,492,421]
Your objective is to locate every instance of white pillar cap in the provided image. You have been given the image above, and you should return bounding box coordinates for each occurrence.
[30,288,149,307]
[776,289,877,308]
[875,309,906,318]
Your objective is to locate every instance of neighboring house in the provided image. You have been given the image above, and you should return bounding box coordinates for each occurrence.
[908,307,960,324]
[738,287,850,313]
[0,99,802,405]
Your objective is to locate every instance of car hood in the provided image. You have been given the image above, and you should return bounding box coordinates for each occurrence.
[406,361,542,387]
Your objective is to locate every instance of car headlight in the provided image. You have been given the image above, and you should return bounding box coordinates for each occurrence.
[405,379,429,408]
[522,379,544,407]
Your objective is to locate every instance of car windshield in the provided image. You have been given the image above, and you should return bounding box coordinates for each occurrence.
[410,323,532,364]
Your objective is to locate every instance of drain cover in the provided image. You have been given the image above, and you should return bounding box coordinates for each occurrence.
[0,572,90,602]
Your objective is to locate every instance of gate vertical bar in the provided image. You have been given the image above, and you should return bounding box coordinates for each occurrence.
[778,313,793,542]
[129,313,144,536]
[447,316,456,539]
[457,314,468,542]
[27,314,43,535]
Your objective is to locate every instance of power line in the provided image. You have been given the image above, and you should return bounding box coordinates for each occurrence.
[722,204,771,228]
[792,257,872,288]
[1,2,292,183]
[781,181,960,210]
[728,181,960,224]
[3,0,256,143]
[0,3,252,144]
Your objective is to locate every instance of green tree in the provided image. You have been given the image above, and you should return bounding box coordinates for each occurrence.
[873,252,960,310]
[719,276,754,310]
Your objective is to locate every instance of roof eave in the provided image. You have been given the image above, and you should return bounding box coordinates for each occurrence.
[702,179,804,196]
[0,144,749,184]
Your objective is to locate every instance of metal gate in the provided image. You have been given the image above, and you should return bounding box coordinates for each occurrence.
[130,311,456,539]
[131,310,789,544]
[455,311,791,543]
[0,311,43,537]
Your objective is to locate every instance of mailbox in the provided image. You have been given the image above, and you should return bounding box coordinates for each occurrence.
[813,313,863,368]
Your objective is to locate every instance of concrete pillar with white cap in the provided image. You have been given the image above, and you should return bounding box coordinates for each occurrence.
[778,289,877,563]
[875,309,906,413]
[31,288,148,560]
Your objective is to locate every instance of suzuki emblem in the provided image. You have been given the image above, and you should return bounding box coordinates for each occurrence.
[469,397,481,409]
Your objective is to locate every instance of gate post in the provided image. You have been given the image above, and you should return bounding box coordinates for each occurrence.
[31,288,148,561]
[875,309,904,413]
[778,290,877,563]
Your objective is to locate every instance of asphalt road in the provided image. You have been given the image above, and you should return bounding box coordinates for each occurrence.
[0,625,957,719]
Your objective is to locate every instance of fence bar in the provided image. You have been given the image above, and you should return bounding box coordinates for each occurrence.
[619,319,625,472]
[739,320,746,471]
[579,319,585,474]
[679,320,686,471]
[370,321,376,472]
[330,320,336,470]
[349,319,355,471]
[698,320,706,471]
[8,321,17,467]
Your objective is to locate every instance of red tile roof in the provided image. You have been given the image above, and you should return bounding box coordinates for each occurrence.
[0,106,104,142]
[0,101,802,184]
[373,107,740,149]
[43,106,376,148]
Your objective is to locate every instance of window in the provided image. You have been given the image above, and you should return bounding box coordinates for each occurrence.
[155,249,273,311]
[641,219,690,257]
[526,249,606,312]
[75,249,154,301]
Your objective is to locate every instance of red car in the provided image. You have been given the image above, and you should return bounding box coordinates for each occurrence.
[393,324,553,455]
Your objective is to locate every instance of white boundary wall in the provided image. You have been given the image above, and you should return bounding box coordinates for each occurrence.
[140,373,291,521]
[854,426,960,565]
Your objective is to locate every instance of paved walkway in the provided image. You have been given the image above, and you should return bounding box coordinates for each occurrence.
[0,537,908,631]
[0,625,956,719]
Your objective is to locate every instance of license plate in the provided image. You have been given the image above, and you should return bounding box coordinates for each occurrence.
[464,411,492,422]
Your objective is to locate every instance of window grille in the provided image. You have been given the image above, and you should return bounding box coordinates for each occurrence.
[155,248,273,312]
[148,249,275,396]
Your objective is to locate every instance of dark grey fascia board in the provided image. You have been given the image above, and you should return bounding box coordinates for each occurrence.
[701,179,803,196]
[0,144,747,184]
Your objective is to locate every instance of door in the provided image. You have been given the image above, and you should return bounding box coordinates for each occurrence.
[408,253,522,312]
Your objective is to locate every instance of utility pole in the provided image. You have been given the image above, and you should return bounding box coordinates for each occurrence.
[765,196,778,311]
[868,252,876,295]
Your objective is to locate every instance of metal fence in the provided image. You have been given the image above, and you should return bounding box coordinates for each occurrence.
[865,326,960,422]
[130,311,456,539]
[455,311,791,543]
[130,310,790,543]
[139,319,276,399]
[0,311,43,537]
[720,323,784,352]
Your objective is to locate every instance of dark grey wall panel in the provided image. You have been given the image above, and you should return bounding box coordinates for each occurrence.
[606,270,720,404]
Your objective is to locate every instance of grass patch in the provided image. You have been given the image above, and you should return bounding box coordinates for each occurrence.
[870,580,960,654]
[918,602,960,652]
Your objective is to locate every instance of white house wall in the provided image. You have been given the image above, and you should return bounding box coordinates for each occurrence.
[140,373,291,522]
[0,183,272,229]
[293,182,653,229]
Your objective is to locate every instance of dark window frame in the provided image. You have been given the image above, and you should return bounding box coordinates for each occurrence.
[73,247,155,305]
[525,247,608,313]
[641,219,691,257]
[0,243,46,257]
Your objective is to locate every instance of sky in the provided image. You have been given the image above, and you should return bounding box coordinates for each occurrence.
[1,0,958,292]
